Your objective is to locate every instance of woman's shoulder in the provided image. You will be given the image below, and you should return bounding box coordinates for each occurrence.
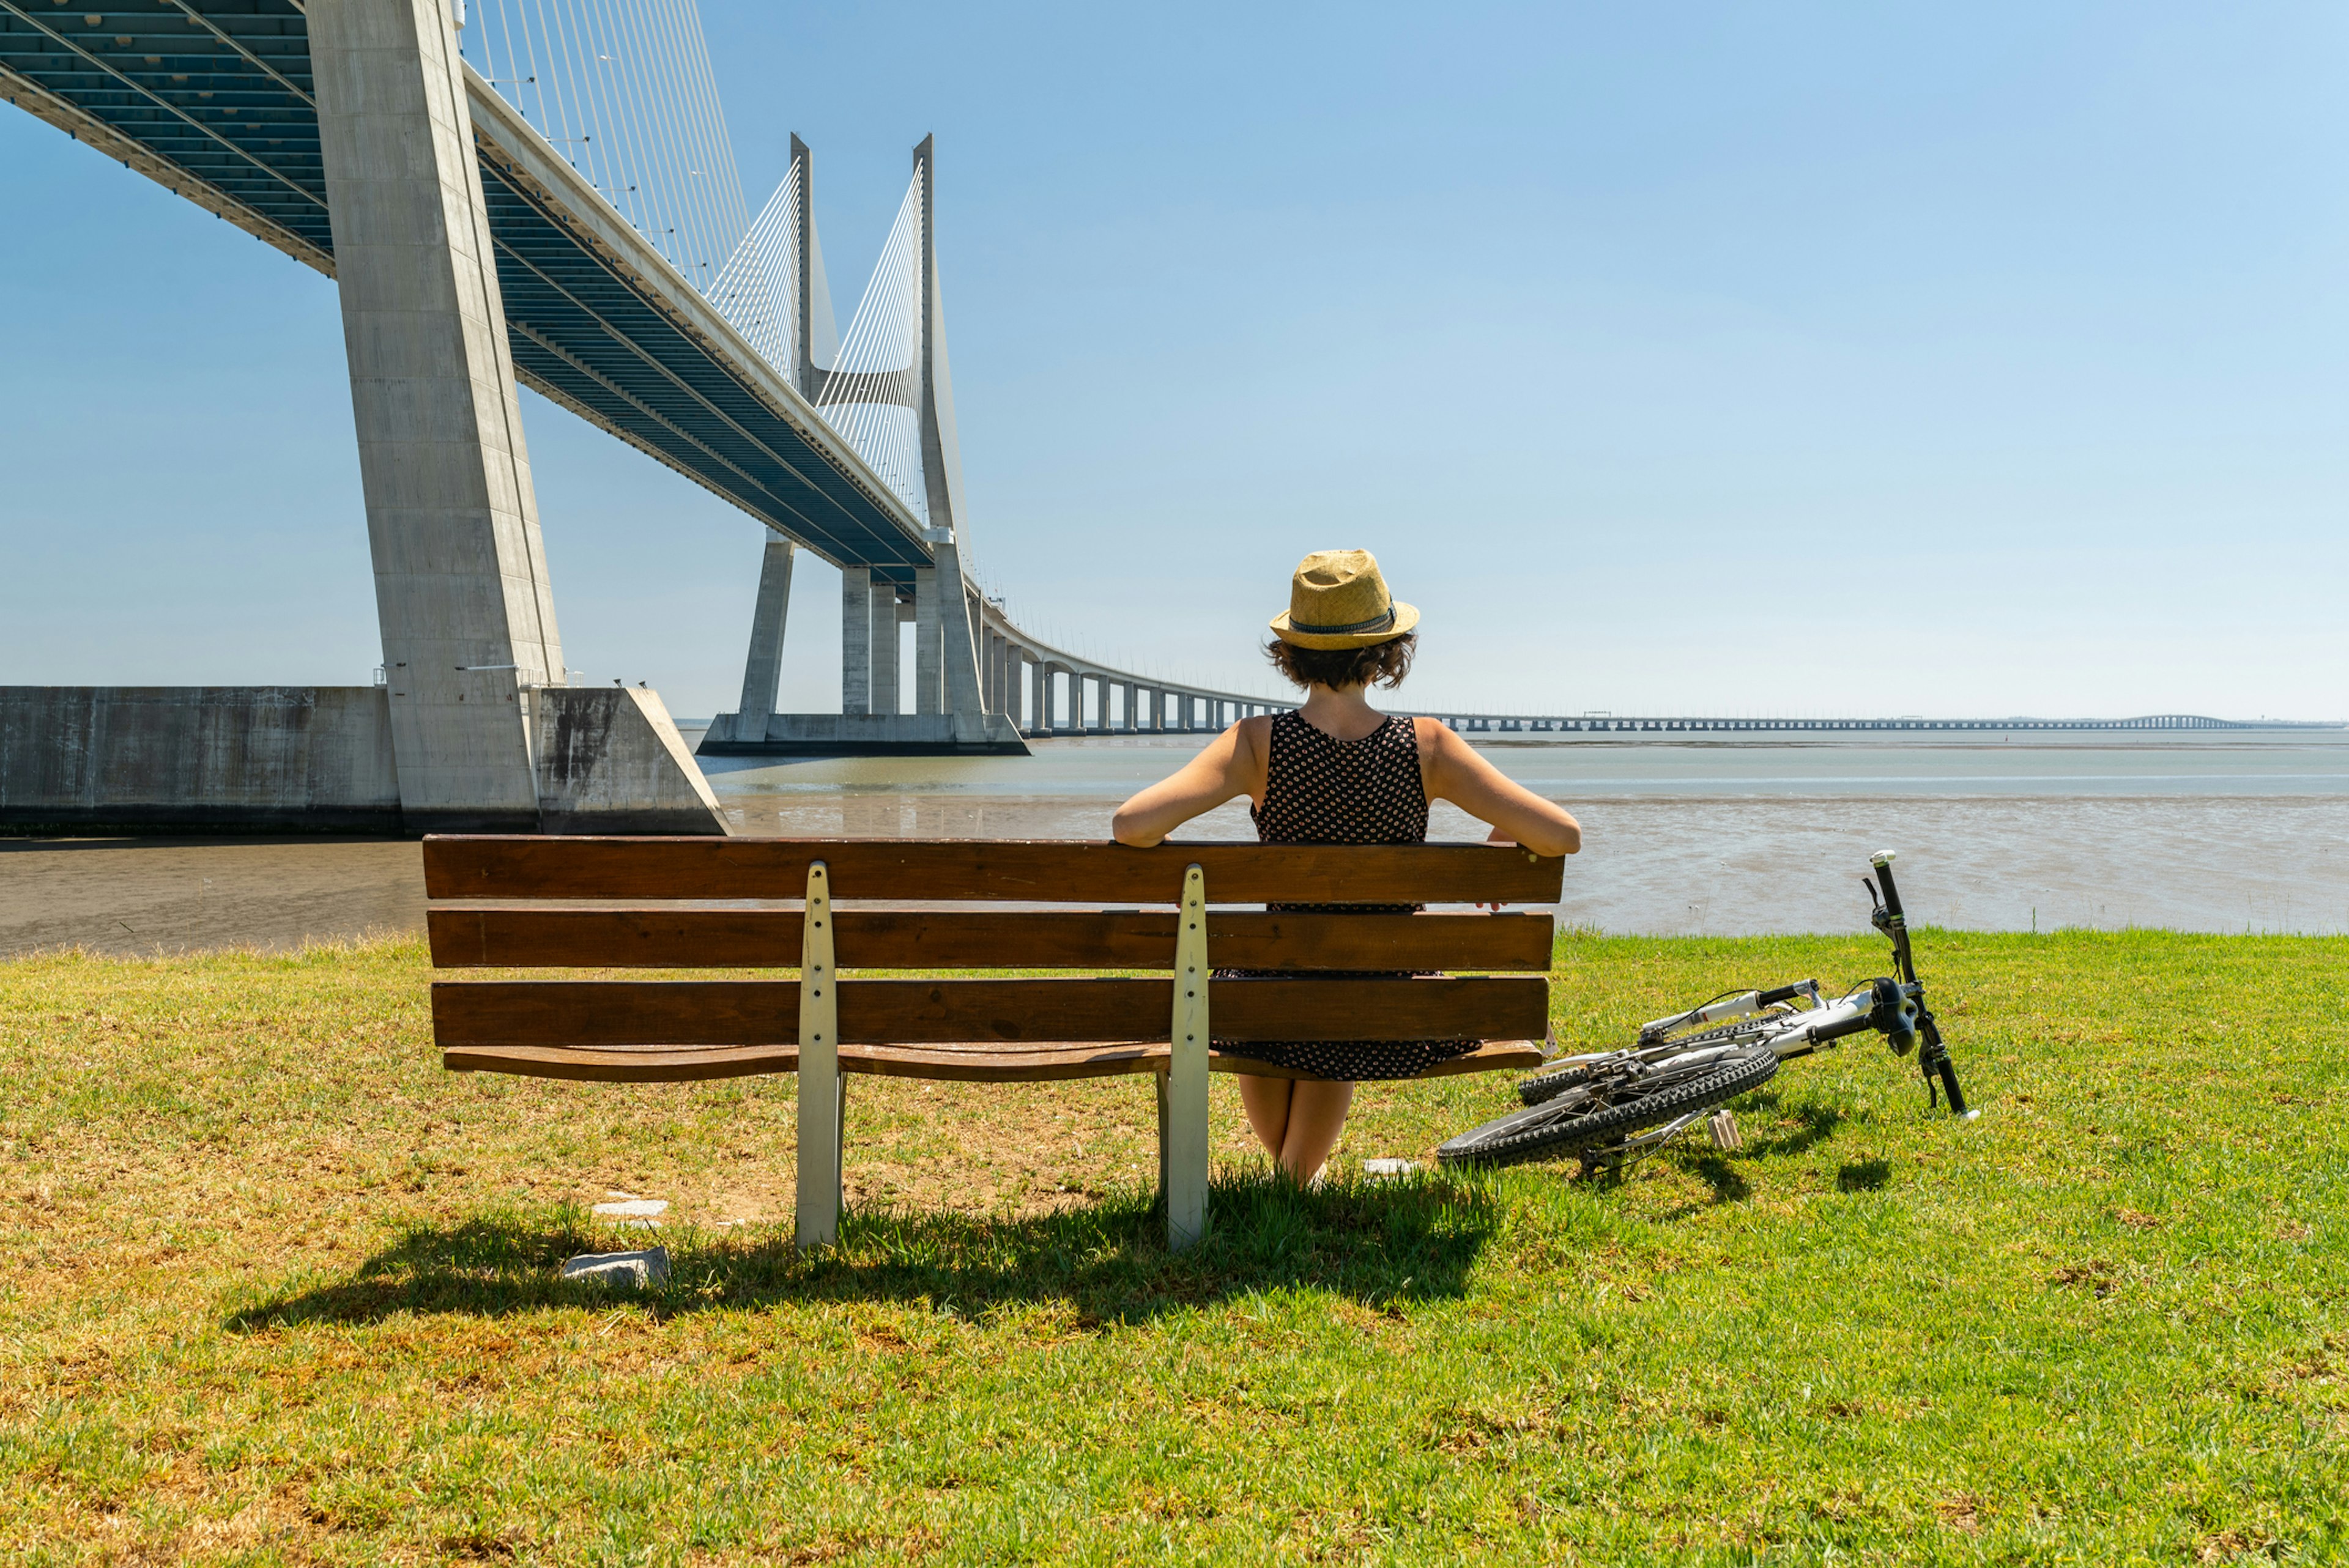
[1411,714,1474,769]
[1231,709,1278,764]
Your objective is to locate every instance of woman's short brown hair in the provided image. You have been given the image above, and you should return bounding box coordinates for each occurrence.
[1265,632,1417,692]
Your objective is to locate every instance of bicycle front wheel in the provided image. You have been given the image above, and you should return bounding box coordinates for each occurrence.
[1437,1046,1779,1169]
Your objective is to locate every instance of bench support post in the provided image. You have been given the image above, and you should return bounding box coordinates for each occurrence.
[796,860,842,1248]
[1163,863,1210,1249]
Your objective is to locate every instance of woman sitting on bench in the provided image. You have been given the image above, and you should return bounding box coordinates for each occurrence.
[1111,549,1581,1182]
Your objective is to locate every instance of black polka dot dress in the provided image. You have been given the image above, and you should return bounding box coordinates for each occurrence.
[1214,710,1477,1081]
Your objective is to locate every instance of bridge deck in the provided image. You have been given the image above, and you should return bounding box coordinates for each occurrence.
[0,0,929,582]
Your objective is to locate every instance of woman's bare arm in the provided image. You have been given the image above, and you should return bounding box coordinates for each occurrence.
[1417,717,1581,856]
[1111,718,1272,847]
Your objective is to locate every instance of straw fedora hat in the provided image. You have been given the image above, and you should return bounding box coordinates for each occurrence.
[1269,549,1420,649]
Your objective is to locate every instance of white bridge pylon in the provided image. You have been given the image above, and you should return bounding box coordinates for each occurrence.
[693,135,1294,753]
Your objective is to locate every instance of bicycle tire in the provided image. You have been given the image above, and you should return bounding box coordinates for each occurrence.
[1438,1046,1780,1169]
[1518,1060,1609,1106]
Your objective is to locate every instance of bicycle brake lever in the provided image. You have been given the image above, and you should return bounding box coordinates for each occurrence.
[1864,876,1893,936]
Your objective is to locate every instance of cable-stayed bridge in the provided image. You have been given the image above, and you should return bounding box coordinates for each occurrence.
[6,4,2334,830]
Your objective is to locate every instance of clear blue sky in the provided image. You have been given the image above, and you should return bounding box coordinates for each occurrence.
[3,1,2343,720]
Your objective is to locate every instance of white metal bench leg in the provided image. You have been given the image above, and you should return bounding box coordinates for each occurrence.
[1164,863,1210,1250]
[796,860,842,1249]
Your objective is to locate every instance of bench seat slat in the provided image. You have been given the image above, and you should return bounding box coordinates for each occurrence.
[425,908,1556,972]
[432,975,1550,1049]
[440,1037,1549,1085]
[422,836,1565,905]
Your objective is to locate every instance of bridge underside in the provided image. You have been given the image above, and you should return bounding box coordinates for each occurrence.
[0,0,928,584]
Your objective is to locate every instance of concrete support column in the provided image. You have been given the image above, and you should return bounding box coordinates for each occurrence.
[868,580,900,716]
[733,536,796,741]
[841,566,872,716]
[931,542,987,733]
[1030,659,1047,736]
[912,567,941,716]
[311,0,561,829]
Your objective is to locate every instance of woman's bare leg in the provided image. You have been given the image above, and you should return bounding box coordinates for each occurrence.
[1236,1074,1293,1159]
[1276,1081,1356,1183]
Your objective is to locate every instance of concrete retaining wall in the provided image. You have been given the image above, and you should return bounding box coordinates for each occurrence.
[0,687,403,832]
[1,686,729,834]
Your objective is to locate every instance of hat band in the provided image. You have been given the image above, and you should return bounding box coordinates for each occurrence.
[1289,602,1397,637]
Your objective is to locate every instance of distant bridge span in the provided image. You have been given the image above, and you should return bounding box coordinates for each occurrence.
[937,689,2347,741]
[1408,712,2345,738]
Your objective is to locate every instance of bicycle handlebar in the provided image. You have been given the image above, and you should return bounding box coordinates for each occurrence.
[1869,850,1906,924]
[1868,852,1972,1114]
[1868,851,1919,988]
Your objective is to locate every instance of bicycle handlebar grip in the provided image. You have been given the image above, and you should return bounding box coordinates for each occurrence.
[1871,851,1907,923]
[1937,1056,1968,1115]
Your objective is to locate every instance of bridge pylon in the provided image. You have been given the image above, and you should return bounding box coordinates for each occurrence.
[702,133,1024,755]
[308,0,725,829]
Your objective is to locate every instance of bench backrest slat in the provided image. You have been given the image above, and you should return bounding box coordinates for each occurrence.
[433,976,1551,1049]
[422,836,1565,905]
[426,908,1555,972]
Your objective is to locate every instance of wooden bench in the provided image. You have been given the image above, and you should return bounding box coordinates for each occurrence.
[423,836,1565,1249]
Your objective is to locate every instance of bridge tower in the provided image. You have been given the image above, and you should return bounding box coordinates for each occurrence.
[911,134,1004,747]
[709,133,1022,755]
[308,0,724,830]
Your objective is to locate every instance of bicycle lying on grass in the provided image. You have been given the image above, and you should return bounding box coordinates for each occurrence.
[1438,851,1973,1174]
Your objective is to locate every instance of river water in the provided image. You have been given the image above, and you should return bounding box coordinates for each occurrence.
[6,730,2345,956]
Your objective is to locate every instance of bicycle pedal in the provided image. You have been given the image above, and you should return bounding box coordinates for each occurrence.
[1707,1109,1742,1151]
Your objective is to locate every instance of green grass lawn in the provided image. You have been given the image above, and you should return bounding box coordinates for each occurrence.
[1,930,2343,1565]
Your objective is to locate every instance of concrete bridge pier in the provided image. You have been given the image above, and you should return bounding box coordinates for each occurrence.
[912,566,942,719]
[309,0,721,832]
[871,580,903,716]
[840,566,873,716]
[733,537,796,739]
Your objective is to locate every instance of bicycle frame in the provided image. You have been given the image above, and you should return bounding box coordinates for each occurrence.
[1559,851,1975,1173]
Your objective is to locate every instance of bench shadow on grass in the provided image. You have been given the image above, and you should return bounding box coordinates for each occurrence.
[225,1172,1499,1333]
